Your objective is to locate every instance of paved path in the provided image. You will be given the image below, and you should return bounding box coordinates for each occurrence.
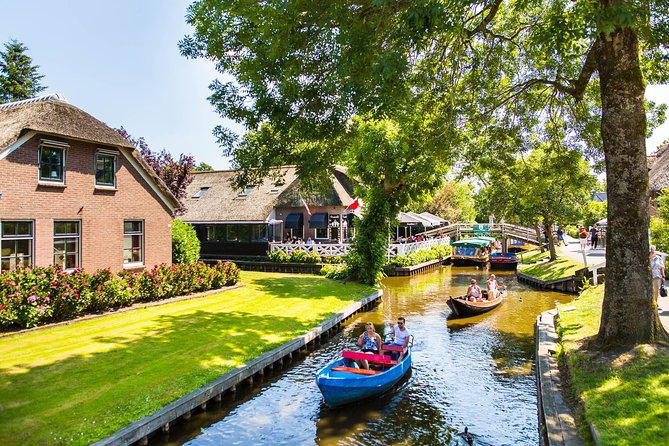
[554,235,669,332]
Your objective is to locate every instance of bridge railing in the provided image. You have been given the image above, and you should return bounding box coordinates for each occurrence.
[420,223,541,244]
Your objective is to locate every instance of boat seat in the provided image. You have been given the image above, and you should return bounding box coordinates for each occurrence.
[341,350,398,365]
[331,366,380,375]
[381,344,405,352]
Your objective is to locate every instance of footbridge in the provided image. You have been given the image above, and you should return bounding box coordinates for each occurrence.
[419,223,542,247]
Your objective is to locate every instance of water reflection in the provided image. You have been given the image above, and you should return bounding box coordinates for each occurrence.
[160,265,573,446]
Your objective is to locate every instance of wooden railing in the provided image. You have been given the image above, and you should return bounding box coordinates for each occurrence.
[269,237,451,258]
[420,223,541,245]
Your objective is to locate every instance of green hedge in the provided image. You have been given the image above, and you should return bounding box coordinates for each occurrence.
[0,262,239,329]
[385,245,453,268]
[172,220,201,264]
[267,248,323,264]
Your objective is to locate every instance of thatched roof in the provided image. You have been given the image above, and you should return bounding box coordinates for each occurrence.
[0,94,179,211]
[0,93,134,151]
[649,142,669,193]
[182,166,356,223]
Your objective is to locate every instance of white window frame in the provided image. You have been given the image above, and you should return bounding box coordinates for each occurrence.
[123,220,144,267]
[53,220,81,271]
[38,139,69,184]
[315,227,329,240]
[95,149,118,188]
[0,220,34,272]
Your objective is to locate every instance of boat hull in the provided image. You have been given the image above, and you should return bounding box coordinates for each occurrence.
[447,292,504,318]
[316,349,412,407]
[489,260,518,270]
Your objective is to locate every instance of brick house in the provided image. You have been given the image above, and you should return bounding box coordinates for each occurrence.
[0,94,178,272]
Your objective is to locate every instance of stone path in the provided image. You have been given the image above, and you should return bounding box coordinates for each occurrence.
[556,235,669,332]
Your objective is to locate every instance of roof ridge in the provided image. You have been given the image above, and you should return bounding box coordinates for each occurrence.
[0,93,68,110]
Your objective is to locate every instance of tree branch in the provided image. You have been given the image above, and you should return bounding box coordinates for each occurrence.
[465,0,503,37]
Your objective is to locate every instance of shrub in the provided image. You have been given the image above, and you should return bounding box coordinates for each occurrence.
[386,244,452,268]
[323,256,345,264]
[0,262,241,329]
[172,220,201,264]
[290,249,310,263]
[320,264,352,280]
[268,250,291,263]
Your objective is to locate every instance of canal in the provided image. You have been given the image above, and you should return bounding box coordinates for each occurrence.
[156,265,574,446]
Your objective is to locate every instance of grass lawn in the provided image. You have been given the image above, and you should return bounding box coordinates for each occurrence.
[518,255,584,281]
[0,271,375,446]
[517,248,551,264]
[557,286,669,445]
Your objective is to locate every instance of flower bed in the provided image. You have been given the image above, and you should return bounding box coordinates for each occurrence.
[0,261,240,329]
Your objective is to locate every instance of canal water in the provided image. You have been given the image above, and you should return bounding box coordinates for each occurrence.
[156,266,574,446]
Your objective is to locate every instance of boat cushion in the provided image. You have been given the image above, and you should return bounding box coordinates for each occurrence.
[331,366,380,375]
[342,350,397,365]
[381,344,405,352]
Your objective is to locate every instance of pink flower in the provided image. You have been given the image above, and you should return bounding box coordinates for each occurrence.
[51,281,58,286]
[0,305,4,310]
[44,296,50,303]
[73,293,79,298]
[28,295,38,303]
[37,305,45,314]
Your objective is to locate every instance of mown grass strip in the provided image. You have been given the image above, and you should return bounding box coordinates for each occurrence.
[518,256,584,281]
[517,248,551,264]
[0,271,375,446]
[557,286,669,445]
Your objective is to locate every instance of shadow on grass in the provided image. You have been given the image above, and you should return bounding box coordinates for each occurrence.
[0,308,336,446]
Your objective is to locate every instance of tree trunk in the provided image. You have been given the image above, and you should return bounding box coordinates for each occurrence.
[544,218,557,261]
[595,26,668,346]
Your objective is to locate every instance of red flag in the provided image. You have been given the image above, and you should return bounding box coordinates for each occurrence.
[347,198,360,211]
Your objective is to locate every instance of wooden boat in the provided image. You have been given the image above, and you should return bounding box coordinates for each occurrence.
[447,289,505,318]
[450,237,495,266]
[315,341,413,407]
[489,252,518,270]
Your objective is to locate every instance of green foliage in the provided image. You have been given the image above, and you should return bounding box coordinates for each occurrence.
[319,264,352,280]
[268,248,322,264]
[650,217,669,254]
[657,188,669,222]
[0,39,46,103]
[193,162,213,171]
[580,200,607,227]
[386,244,452,268]
[423,180,476,223]
[172,220,201,264]
[0,262,240,329]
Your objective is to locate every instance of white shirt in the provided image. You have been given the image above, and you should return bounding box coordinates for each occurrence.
[393,325,411,346]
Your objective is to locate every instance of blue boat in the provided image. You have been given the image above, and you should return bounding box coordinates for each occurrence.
[315,340,413,408]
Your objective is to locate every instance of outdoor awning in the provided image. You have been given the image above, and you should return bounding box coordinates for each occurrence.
[309,213,329,229]
[397,212,424,226]
[285,213,304,229]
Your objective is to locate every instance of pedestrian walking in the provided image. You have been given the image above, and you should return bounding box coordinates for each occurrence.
[651,245,665,304]
[557,228,565,246]
[578,226,588,251]
[592,224,599,249]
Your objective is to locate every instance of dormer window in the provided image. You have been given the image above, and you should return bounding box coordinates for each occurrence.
[38,140,68,184]
[270,187,280,194]
[193,187,210,199]
[238,187,254,197]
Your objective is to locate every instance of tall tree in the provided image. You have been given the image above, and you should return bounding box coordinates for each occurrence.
[181,0,669,346]
[425,181,476,224]
[0,39,46,103]
[115,127,195,215]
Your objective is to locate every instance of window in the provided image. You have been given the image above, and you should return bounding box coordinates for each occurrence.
[38,141,68,183]
[237,187,254,197]
[95,152,116,187]
[54,221,80,270]
[315,227,329,240]
[1,221,33,272]
[192,187,210,199]
[123,221,143,264]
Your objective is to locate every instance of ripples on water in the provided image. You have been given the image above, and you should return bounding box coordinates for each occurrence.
[159,266,573,446]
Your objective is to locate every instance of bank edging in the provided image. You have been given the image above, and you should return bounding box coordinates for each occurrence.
[536,309,584,446]
[93,288,383,446]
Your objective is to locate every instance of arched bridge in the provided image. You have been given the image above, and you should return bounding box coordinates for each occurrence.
[419,223,543,246]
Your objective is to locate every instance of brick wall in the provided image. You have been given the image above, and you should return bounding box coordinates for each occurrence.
[0,133,173,272]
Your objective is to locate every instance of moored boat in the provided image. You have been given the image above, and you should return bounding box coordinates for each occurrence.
[489,252,518,270]
[315,341,413,407]
[447,290,505,318]
[450,237,495,266]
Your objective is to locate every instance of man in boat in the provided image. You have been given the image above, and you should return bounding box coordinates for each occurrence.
[486,274,499,300]
[466,279,483,302]
[390,317,411,361]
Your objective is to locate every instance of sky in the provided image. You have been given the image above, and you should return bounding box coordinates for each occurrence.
[1,0,668,171]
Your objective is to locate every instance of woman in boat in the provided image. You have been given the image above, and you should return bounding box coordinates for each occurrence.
[466,279,483,302]
[357,322,383,369]
[486,274,499,300]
